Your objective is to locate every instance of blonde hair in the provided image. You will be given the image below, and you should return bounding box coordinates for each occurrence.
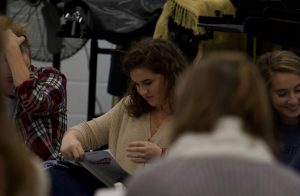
[173,51,278,155]
[257,50,300,89]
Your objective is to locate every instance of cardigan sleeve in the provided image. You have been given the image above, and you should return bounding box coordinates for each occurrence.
[71,98,127,150]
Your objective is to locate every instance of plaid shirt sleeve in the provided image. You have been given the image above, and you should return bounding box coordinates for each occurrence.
[15,66,67,160]
[15,66,67,115]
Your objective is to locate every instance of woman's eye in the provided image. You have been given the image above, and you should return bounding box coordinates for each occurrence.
[276,91,286,97]
[144,81,152,85]
[295,87,300,93]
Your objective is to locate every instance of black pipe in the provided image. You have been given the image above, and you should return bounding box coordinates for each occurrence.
[87,38,98,120]
[0,0,6,15]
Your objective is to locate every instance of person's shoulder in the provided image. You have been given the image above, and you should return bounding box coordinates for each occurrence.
[126,158,300,196]
[108,96,130,114]
[32,65,66,78]
[125,159,182,195]
[109,96,141,119]
[120,96,131,105]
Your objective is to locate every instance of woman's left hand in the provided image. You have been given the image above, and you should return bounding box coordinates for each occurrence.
[126,141,162,164]
[4,29,25,50]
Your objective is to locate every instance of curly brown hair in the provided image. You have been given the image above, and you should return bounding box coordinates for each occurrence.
[122,38,188,117]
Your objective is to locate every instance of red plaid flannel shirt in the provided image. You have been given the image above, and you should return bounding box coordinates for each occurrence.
[13,65,67,161]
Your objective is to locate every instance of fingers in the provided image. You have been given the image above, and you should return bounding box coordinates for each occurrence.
[72,148,80,161]
[17,36,25,46]
[127,152,147,163]
[126,141,147,154]
[4,29,26,49]
[126,140,163,164]
[126,146,145,153]
[126,141,148,152]
[76,145,85,161]
[61,145,84,161]
[60,149,73,160]
[127,141,146,147]
[127,141,148,164]
[60,137,85,161]
[127,152,146,159]
[127,142,147,164]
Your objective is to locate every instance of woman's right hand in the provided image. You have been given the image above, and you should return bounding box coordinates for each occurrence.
[60,129,85,162]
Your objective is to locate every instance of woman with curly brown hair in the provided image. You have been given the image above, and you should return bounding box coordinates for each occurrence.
[62,37,187,170]
[46,37,187,196]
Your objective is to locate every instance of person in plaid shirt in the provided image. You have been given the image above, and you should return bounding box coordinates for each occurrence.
[0,16,67,161]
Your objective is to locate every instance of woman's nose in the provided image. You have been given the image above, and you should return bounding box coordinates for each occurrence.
[287,93,300,105]
[137,85,148,95]
[140,87,148,95]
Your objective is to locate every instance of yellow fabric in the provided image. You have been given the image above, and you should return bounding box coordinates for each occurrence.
[153,0,248,59]
[154,0,235,38]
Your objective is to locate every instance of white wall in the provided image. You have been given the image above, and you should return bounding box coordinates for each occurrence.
[32,40,114,128]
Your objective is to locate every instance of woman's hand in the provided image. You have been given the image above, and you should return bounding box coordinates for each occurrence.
[4,29,25,51]
[126,141,162,164]
[60,129,85,162]
[2,29,30,87]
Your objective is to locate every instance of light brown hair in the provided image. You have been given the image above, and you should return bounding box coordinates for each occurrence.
[256,50,300,89]
[257,50,300,124]
[122,38,188,117]
[173,51,278,155]
[0,96,47,196]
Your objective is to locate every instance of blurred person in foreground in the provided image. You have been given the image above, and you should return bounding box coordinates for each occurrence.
[0,96,49,196]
